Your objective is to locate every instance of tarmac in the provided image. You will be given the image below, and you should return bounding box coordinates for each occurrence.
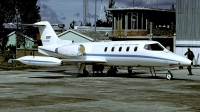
[0,65,200,112]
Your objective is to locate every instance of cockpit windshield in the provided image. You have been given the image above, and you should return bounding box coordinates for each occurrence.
[144,43,164,51]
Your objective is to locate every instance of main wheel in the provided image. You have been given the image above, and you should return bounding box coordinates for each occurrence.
[107,70,112,76]
[83,69,89,77]
[76,73,80,78]
[107,70,116,76]
[166,73,173,80]
[128,70,132,74]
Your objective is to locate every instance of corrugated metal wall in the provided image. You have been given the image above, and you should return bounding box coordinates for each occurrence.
[176,0,200,40]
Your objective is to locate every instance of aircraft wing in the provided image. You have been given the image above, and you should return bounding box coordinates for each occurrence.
[61,58,107,63]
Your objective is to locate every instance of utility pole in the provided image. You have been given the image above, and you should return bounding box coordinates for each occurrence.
[157,0,158,8]
[94,0,97,41]
[83,0,89,26]
[88,13,90,24]
[14,1,18,59]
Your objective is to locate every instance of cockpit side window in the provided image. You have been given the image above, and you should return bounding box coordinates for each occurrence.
[144,44,152,50]
[144,43,164,51]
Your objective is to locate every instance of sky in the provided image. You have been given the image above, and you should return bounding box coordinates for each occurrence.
[37,0,175,29]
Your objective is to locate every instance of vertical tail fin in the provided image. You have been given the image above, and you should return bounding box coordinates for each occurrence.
[34,21,60,46]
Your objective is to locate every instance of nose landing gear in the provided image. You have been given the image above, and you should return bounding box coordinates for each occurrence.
[166,70,173,80]
[150,67,173,80]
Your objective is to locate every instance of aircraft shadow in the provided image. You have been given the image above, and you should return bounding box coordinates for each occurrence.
[28,70,189,81]
[87,72,189,80]
[29,70,67,73]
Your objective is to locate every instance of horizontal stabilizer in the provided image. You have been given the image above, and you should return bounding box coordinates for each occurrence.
[7,23,45,27]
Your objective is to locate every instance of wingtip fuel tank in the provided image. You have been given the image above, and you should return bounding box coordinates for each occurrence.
[16,56,63,66]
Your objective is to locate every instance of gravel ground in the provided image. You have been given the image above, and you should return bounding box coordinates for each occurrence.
[0,66,200,112]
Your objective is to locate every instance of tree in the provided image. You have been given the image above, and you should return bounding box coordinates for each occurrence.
[69,20,76,29]
[95,0,115,27]
[0,0,41,60]
[15,0,41,48]
[105,0,115,27]
[85,22,91,26]
[0,0,41,51]
[0,0,16,51]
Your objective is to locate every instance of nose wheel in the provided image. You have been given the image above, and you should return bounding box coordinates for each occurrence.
[166,70,173,80]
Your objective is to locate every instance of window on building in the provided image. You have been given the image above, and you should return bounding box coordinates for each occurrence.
[128,13,137,30]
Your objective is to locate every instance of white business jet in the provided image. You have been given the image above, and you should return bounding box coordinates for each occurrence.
[15,21,191,80]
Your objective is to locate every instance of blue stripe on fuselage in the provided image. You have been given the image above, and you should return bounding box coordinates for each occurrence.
[22,60,57,63]
[84,53,179,62]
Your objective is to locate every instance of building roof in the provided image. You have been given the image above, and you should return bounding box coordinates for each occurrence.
[108,7,175,12]
[58,28,113,41]
[7,31,35,42]
[74,26,112,30]
[74,29,112,41]
[58,29,94,41]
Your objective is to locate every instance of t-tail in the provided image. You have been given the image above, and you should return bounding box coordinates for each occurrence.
[33,21,72,47]
[33,21,72,56]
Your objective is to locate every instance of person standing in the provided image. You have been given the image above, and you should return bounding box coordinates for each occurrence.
[184,48,195,75]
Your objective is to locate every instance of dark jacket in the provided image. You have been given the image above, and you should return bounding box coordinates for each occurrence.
[185,50,194,61]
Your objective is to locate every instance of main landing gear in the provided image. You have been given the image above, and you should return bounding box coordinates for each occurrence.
[76,64,105,77]
[76,63,89,77]
[107,66,118,76]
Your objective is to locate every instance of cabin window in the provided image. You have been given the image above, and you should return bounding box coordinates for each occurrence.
[126,46,130,52]
[134,46,138,52]
[144,43,164,51]
[104,47,108,52]
[119,47,122,52]
[111,47,115,52]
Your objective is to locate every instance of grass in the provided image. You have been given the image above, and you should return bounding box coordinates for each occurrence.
[0,61,42,70]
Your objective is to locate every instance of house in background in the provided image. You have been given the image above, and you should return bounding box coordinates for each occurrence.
[6,31,38,58]
[7,31,35,48]
[58,29,94,43]
[73,26,112,41]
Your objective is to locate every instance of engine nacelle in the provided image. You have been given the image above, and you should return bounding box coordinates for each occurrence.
[16,56,62,66]
[55,44,85,56]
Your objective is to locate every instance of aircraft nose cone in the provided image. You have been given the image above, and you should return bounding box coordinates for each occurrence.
[180,57,192,66]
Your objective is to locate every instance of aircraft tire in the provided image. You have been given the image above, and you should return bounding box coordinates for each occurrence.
[107,70,116,76]
[128,70,132,74]
[83,69,89,77]
[166,73,173,80]
[107,70,112,76]
[76,73,80,78]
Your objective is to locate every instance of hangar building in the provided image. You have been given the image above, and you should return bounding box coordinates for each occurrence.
[176,0,200,65]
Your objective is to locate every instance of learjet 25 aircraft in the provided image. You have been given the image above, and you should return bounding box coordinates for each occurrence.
[14,21,191,80]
